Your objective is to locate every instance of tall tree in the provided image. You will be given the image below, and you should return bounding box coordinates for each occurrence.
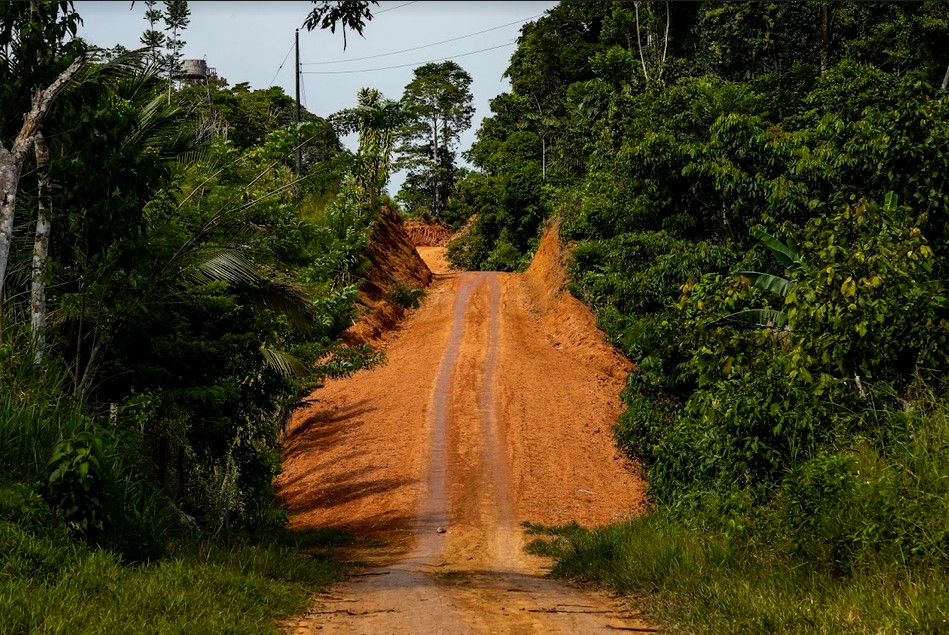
[396,61,474,216]
[631,0,671,85]
[332,88,405,209]
[162,0,189,99]
[140,0,165,66]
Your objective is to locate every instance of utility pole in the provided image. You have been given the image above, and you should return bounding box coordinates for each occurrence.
[294,28,302,176]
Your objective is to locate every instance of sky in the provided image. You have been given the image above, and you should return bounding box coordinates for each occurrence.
[74,0,559,193]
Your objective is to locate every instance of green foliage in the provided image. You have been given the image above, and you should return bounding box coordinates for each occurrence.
[387,279,425,310]
[1,3,389,572]
[785,198,947,386]
[0,386,170,561]
[527,515,949,634]
[445,131,548,271]
[0,0,84,140]
[0,526,346,634]
[529,396,949,632]
[47,430,109,535]
[0,5,396,630]
[161,0,190,87]
[331,87,405,209]
[464,3,949,624]
[303,0,378,48]
[396,61,474,217]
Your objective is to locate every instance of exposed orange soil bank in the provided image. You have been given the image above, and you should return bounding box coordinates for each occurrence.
[276,221,651,633]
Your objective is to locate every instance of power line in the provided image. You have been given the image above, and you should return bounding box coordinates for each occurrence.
[301,41,516,75]
[301,13,542,66]
[268,40,296,87]
[375,1,419,14]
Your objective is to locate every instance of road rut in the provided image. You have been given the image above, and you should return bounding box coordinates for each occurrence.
[278,245,651,634]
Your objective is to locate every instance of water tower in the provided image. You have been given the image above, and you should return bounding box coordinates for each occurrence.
[181,58,209,82]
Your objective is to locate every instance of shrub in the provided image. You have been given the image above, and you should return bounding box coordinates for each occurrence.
[388,279,426,309]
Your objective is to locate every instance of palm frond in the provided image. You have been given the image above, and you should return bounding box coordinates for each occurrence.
[123,93,203,161]
[246,280,319,332]
[259,345,309,378]
[87,47,150,82]
[183,248,318,331]
[721,308,789,329]
[750,225,803,271]
[736,271,796,297]
[185,248,260,286]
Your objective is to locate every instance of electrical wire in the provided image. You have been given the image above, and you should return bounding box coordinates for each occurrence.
[375,1,419,14]
[300,40,516,75]
[301,13,542,65]
[267,40,296,87]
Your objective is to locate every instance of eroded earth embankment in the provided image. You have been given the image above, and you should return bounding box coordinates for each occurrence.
[276,219,652,634]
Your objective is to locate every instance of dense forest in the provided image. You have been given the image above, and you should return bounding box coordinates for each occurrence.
[4,0,949,632]
[444,1,949,631]
[0,1,404,630]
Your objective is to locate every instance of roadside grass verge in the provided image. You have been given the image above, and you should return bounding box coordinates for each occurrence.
[0,374,353,634]
[525,517,949,634]
[0,524,350,635]
[525,398,949,634]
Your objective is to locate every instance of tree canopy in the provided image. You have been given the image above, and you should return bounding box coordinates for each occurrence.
[395,60,474,218]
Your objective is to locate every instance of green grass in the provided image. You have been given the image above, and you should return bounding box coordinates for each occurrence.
[0,358,352,634]
[524,397,949,634]
[0,523,349,634]
[525,517,949,634]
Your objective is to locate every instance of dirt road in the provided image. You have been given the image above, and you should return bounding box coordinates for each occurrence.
[277,233,651,634]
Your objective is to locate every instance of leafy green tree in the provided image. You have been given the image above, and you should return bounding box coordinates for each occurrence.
[34,56,371,529]
[396,61,474,217]
[446,130,546,271]
[140,0,164,66]
[0,0,85,323]
[162,0,189,96]
[175,81,340,169]
[332,87,405,210]
[303,0,378,48]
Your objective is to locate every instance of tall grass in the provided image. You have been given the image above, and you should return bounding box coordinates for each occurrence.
[527,517,949,633]
[526,398,949,633]
[0,524,347,635]
[0,385,172,561]
[0,370,349,633]
[0,385,88,482]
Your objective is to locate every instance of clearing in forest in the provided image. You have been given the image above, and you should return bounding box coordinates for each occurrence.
[277,224,652,634]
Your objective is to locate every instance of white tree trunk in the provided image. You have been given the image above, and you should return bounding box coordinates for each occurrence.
[658,1,670,84]
[431,117,440,214]
[634,1,650,84]
[941,59,949,92]
[0,56,85,307]
[31,133,50,363]
[542,135,547,181]
[0,146,24,314]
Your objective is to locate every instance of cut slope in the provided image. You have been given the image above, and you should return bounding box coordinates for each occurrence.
[523,218,635,380]
[403,218,454,247]
[342,206,432,345]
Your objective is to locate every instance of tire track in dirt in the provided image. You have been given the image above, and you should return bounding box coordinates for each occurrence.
[279,236,653,634]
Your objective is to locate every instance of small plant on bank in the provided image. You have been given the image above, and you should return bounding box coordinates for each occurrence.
[388,279,426,309]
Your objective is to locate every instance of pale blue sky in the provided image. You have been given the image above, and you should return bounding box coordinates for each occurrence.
[74,1,559,193]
